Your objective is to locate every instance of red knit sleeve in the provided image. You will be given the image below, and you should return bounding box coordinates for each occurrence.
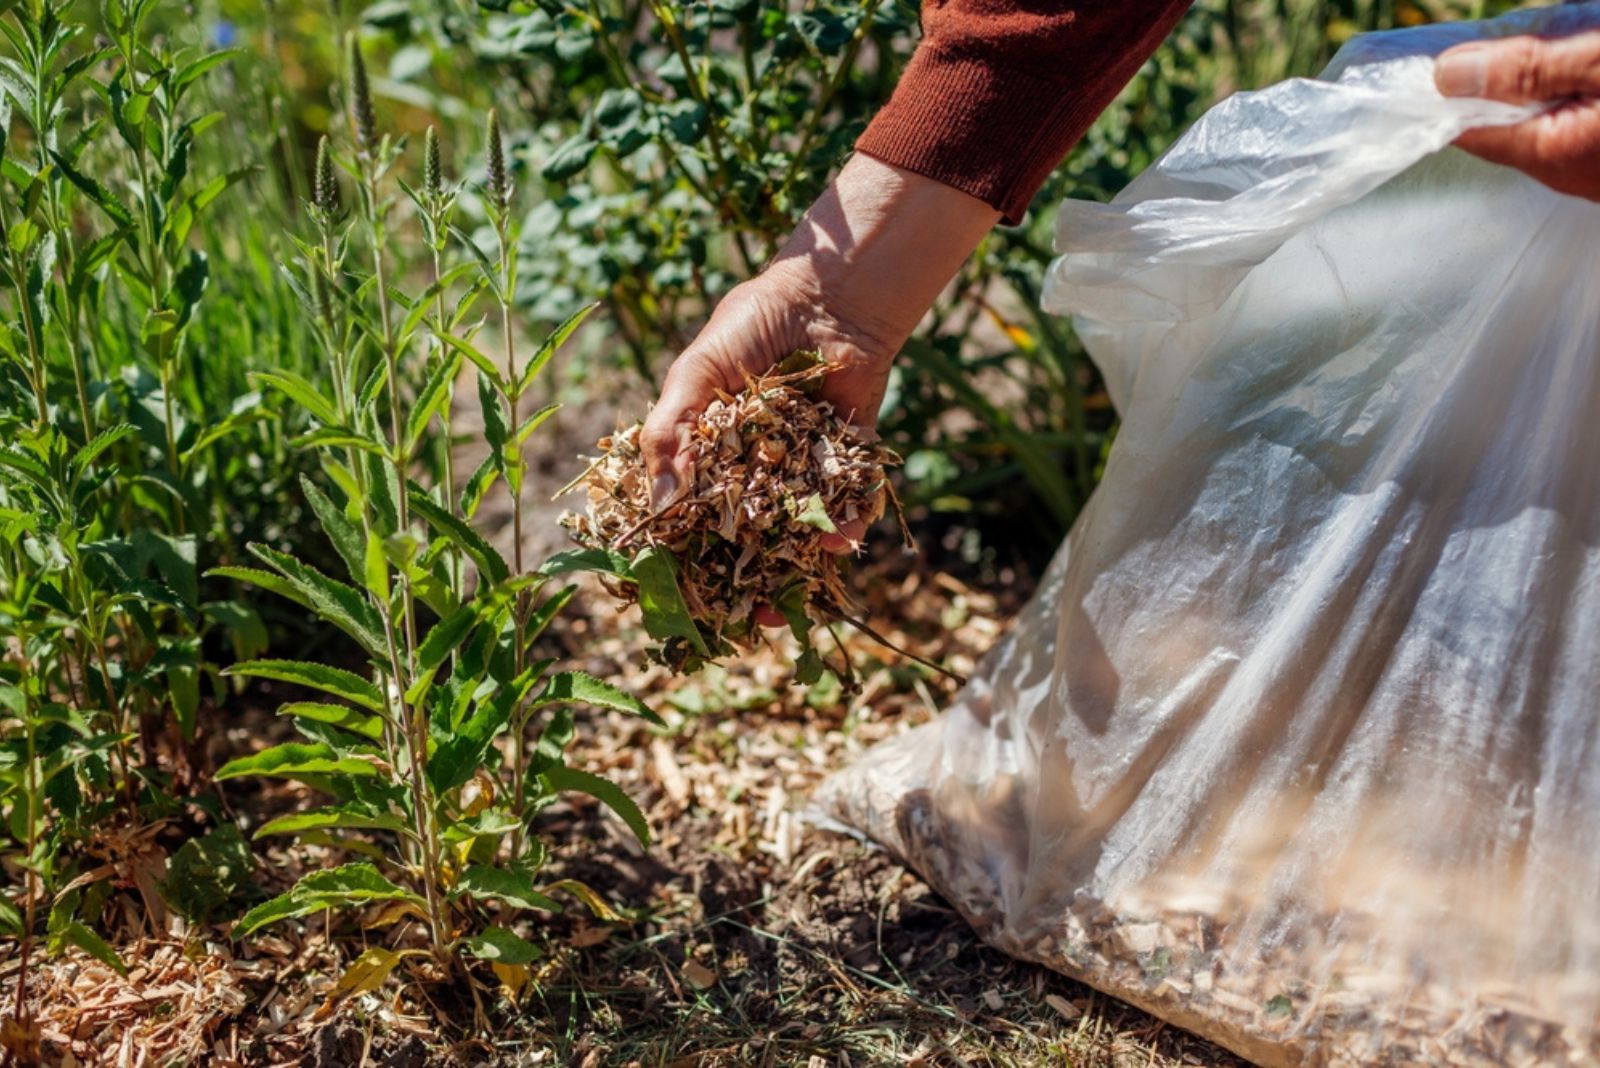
[855,1,1193,224]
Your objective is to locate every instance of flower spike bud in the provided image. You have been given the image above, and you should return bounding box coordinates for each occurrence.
[312,136,339,217]
[423,126,443,200]
[486,109,510,213]
[348,33,376,153]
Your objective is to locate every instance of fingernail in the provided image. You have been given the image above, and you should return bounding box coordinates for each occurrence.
[1436,46,1490,97]
[651,472,679,511]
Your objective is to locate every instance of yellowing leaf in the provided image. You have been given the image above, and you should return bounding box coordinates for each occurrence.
[544,878,622,922]
[491,961,530,1000]
[316,947,404,1019]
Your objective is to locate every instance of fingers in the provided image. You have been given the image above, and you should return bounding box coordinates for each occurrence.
[1436,31,1600,103]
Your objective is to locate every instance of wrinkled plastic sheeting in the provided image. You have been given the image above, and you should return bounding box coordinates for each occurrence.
[810,6,1600,1065]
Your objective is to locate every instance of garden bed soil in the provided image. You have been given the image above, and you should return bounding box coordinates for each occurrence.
[14,530,1248,1067]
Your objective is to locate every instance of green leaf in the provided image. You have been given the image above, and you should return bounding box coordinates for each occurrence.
[49,919,128,976]
[362,528,390,602]
[542,764,650,847]
[631,547,709,656]
[434,330,503,391]
[525,584,576,645]
[220,659,384,713]
[794,647,825,686]
[513,402,560,446]
[429,668,539,795]
[518,301,598,394]
[173,47,246,91]
[215,742,380,782]
[246,543,386,657]
[233,863,426,937]
[541,133,596,181]
[400,261,478,340]
[533,671,661,727]
[300,478,365,590]
[460,925,541,964]
[254,806,411,840]
[408,487,509,585]
[404,349,461,453]
[793,492,837,533]
[48,149,134,227]
[277,701,385,741]
[71,423,137,474]
[403,599,480,705]
[158,824,254,923]
[249,369,340,426]
[773,584,811,645]
[539,547,633,580]
[455,865,560,911]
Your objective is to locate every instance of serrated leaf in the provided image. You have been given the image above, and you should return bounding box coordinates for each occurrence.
[220,659,384,712]
[518,301,598,394]
[513,402,560,446]
[533,671,661,726]
[404,349,461,453]
[277,701,385,741]
[301,478,365,589]
[48,149,134,227]
[215,742,379,782]
[247,544,386,656]
[433,330,503,391]
[248,369,340,425]
[542,764,649,846]
[408,487,509,585]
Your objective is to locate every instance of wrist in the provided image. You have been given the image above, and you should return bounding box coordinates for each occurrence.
[767,154,999,353]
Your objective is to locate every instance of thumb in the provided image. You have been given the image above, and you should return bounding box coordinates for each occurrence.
[1436,33,1600,102]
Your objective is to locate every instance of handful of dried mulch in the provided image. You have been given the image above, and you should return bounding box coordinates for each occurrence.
[559,354,911,679]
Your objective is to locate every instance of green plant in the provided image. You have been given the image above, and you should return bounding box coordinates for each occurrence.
[213,36,658,994]
[0,0,291,1033]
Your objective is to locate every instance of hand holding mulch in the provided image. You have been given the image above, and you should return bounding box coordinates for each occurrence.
[557,353,961,687]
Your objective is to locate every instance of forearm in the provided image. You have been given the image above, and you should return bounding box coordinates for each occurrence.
[765,154,1000,359]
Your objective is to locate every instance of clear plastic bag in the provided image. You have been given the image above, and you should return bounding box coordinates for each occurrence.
[811,6,1600,1065]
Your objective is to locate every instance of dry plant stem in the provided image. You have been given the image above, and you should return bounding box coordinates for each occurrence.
[825,608,968,686]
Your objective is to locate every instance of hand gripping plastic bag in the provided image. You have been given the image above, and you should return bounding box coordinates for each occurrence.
[810,5,1600,1065]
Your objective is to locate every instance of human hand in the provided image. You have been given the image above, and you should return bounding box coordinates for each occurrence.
[639,154,1000,550]
[1435,28,1600,201]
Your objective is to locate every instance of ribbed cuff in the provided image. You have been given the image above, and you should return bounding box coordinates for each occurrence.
[854,44,1106,226]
